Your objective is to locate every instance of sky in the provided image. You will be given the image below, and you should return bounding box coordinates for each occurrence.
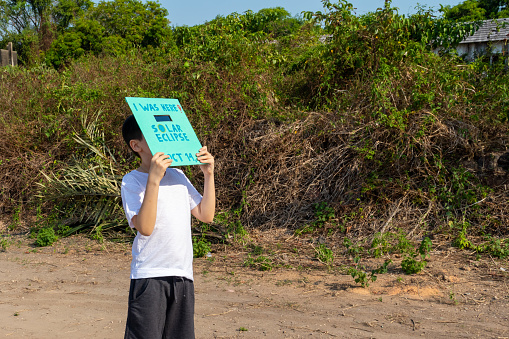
[163,0,464,27]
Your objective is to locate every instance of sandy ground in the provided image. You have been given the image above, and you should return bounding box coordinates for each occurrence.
[0,234,508,339]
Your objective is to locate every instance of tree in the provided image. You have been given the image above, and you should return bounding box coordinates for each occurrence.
[441,0,487,21]
[45,17,104,67]
[45,0,171,67]
[477,0,509,17]
[0,0,52,63]
[442,0,509,21]
[87,0,171,47]
[53,0,92,32]
[242,7,304,37]
[0,0,92,64]
[499,7,509,16]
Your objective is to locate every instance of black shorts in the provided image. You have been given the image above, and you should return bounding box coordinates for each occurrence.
[124,276,195,339]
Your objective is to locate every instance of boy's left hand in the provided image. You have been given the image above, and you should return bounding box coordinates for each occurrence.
[196,146,214,176]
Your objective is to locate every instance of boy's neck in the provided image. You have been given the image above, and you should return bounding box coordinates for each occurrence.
[137,161,150,173]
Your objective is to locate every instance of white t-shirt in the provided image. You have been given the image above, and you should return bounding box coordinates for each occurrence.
[121,168,202,280]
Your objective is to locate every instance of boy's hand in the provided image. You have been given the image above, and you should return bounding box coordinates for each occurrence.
[192,146,216,223]
[196,146,214,176]
[148,152,173,183]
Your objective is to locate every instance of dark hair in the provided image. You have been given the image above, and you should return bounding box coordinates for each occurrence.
[122,115,142,158]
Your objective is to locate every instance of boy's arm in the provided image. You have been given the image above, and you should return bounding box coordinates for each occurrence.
[132,152,172,236]
[191,146,215,223]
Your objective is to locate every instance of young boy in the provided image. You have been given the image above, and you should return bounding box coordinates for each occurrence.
[121,114,215,339]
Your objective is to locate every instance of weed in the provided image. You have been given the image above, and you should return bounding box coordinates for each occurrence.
[35,228,58,247]
[401,256,427,274]
[344,238,364,257]
[193,237,212,258]
[244,243,275,271]
[401,237,432,274]
[451,220,472,250]
[430,166,491,213]
[348,259,392,288]
[449,291,458,305]
[294,225,314,236]
[370,230,416,258]
[397,232,415,254]
[57,224,72,236]
[248,244,264,255]
[348,266,370,287]
[0,237,12,252]
[9,204,21,230]
[370,232,393,258]
[91,226,104,243]
[313,202,336,227]
[244,254,274,271]
[238,327,248,332]
[215,210,249,243]
[373,259,392,275]
[477,237,509,259]
[418,237,433,256]
[295,202,337,235]
[314,243,334,266]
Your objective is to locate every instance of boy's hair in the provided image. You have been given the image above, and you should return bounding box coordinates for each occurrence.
[122,115,142,158]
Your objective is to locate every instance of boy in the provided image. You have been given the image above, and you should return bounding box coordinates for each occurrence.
[121,114,215,339]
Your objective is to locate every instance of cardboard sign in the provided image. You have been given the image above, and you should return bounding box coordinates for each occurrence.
[125,97,202,166]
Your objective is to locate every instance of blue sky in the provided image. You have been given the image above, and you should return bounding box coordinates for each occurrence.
[162,0,463,27]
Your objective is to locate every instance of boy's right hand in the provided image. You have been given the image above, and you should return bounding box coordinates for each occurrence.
[134,152,172,236]
[148,152,173,183]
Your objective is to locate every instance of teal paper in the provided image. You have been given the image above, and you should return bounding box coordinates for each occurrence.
[125,97,202,166]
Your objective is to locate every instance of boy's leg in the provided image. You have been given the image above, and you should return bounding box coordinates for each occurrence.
[163,277,195,339]
[124,278,167,339]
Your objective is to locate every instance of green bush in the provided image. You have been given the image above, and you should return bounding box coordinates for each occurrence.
[370,231,415,257]
[244,254,274,271]
[348,259,392,288]
[314,243,334,266]
[0,237,12,252]
[36,228,59,247]
[401,256,427,275]
[193,237,211,258]
[477,237,509,259]
[401,237,432,275]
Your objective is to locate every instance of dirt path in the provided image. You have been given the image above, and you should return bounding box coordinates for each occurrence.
[0,235,508,338]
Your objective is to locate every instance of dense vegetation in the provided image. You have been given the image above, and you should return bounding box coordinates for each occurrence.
[1,0,509,263]
[441,0,509,21]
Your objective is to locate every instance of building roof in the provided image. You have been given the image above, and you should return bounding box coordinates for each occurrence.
[460,18,509,44]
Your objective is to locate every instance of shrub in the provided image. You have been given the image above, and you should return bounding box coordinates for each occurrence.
[401,237,432,275]
[314,243,334,266]
[193,237,211,258]
[36,228,58,247]
[244,254,274,271]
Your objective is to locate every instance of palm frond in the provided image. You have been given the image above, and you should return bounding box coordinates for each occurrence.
[38,111,124,230]
[73,110,118,164]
